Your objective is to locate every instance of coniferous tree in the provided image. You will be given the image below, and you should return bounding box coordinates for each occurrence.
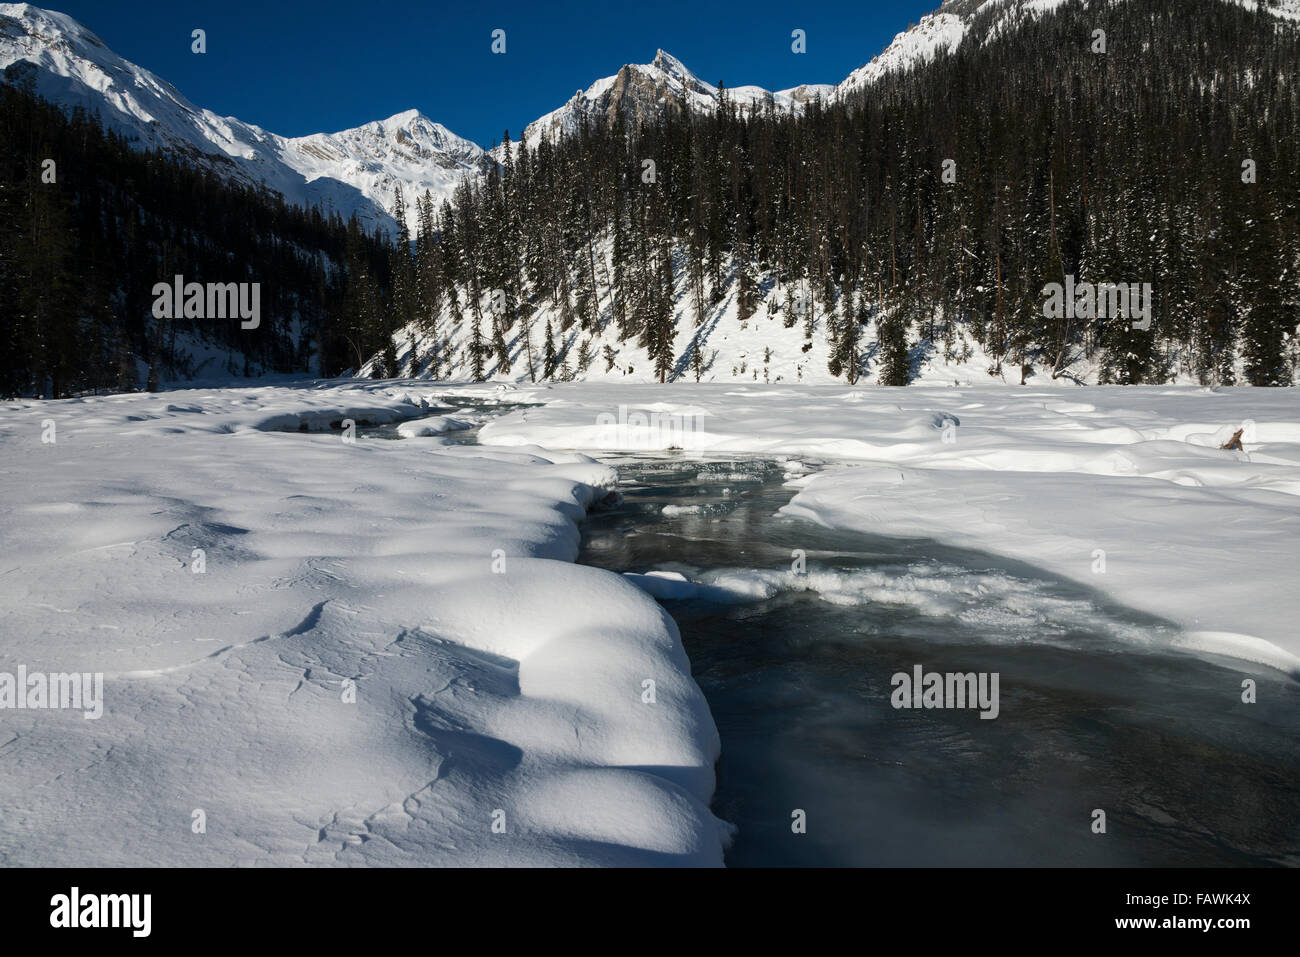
[543,320,557,378]
[6,0,1299,393]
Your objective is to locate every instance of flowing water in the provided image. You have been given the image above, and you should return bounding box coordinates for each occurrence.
[577,456,1300,867]
[361,405,1299,866]
[357,396,537,443]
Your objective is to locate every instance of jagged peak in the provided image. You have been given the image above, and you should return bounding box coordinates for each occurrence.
[650,49,695,79]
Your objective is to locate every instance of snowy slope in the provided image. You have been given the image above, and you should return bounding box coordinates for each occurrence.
[365,231,1203,388]
[366,0,1300,389]
[0,3,486,233]
[835,0,1300,99]
[1236,0,1300,21]
[836,9,969,98]
[775,82,837,104]
[0,381,729,865]
[282,110,488,230]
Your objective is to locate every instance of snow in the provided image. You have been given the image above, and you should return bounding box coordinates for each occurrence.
[836,0,1300,99]
[0,381,727,865]
[627,561,1177,652]
[0,4,485,234]
[6,375,1299,867]
[370,231,1048,387]
[836,12,969,99]
[395,415,473,438]
[477,381,1300,676]
[7,0,1299,244]
[284,111,485,232]
[6,0,1300,865]
[774,83,835,104]
[513,49,818,153]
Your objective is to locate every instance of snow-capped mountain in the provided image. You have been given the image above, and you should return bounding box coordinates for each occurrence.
[516,49,831,150]
[281,110,488,229]
[835,0,1300,98]
[4,0,1297,235]
[516,0,1300,152]
[778,82,838,105]
[835,6,969,98]
[0,2,486,233]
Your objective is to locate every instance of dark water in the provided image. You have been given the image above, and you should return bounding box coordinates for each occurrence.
[578,456,1300,867]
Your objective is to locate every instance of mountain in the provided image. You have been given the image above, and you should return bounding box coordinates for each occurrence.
[516,49,831,150]
[4,0,1299,395]
[836,0,1300,98]
[516,0,1300,152]
[5,0,1299,239]
[358,0,1300,390]
[280,110,488,230]
[0,2,486,234]
[834,4,968,98]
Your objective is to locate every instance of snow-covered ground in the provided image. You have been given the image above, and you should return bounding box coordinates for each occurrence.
[4,376,1297,867]
[476,381,1300,677]
[0,381,727,865]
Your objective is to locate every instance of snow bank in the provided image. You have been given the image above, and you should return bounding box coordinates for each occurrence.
[783,465,1300,677]
[0,381,727,865]
[479,382,1300,675]
[395,415,472,438]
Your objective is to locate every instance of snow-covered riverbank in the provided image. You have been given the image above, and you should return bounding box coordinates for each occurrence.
[477,382,1300,676]
[5,376,1297,867]
[0,381,727,865]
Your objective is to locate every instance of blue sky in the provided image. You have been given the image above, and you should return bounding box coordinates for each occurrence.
[49,0,937,146]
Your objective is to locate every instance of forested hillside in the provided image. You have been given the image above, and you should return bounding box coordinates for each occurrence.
[377,0,1299,386]
[0,77,397,398]
[2,0,1297,395]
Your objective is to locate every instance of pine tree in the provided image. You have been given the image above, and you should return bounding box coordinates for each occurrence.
[406,332,419,377]
[492,320,511,376]
[735,237,760,321]
[1241,201,1292,385]
[879,309,911,386]
[379,338,399,379]
[691,336,706,381]
[838,291,863,384]
[470,313,486,381]
[543,320,557,378]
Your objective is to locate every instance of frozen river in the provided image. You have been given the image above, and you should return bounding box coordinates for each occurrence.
[577,456,1300,866]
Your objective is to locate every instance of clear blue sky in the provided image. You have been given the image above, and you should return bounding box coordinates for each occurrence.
[48,0,938,147]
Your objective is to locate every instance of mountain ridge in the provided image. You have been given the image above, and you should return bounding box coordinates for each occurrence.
[0,2,488,234]
[511,47,830,153]
[2,1,1298,237]
[0,0,1033,227]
